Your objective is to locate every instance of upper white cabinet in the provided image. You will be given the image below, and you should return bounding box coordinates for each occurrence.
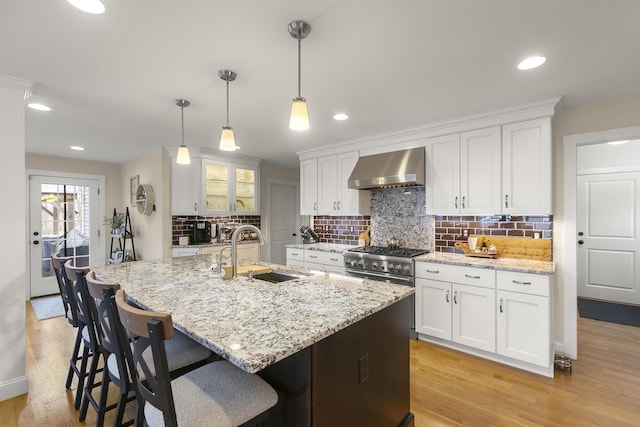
[169,149,260,216]
[300,151,369,216]
[202,159,259,215]
[502,118,552,214]
[171,154,201,215]
[426,118,552,215]
[300,158,318,215]
[426,126,501,215]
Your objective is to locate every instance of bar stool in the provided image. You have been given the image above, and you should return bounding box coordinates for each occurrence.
[114,289,278,427]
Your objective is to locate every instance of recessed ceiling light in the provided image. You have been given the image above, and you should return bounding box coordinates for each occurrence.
[27,103,52,112]
[70,146,85,151]
[517,56,546,70]
[607,140,629,145]
[333,113,349,121]
[66,0,105,14]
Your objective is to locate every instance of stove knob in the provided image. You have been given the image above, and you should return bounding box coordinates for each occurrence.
[372,262,378,270]
[388,264,395,272]
[357,260,365,268]
[403,265,411,274]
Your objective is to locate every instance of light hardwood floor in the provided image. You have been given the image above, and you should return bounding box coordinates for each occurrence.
[1,302,639,426]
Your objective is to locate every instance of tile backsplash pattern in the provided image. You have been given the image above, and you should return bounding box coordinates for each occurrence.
[435,215,553,253]
[172,215,261,245]
[370,187,434,249]
[313,216,371,245]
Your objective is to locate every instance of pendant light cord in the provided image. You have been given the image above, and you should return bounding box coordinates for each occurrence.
[180,106,185,144]
[226,79,230,126]
[297,36,302,97]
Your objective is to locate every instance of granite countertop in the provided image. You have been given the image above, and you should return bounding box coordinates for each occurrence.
[416,252,555,275]
[285,242,356,253]
[92,255,413,373]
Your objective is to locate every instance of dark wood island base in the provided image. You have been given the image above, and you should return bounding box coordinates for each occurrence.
[260,297,413,427]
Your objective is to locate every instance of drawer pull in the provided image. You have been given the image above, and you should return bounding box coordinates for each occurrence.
[309,255,318,259]
[329,257,339,262]
[512,280,532,285]
[291,252,299,256]
[426,269,440,274]
[465,274,481,279]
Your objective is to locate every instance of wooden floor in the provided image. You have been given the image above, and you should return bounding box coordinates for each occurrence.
[1,302,639,426]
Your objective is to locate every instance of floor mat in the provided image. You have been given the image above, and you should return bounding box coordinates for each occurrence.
[31,295,65,320]
[578,298,640,327]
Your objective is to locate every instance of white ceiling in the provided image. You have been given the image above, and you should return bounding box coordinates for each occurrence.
[2,0,640,169]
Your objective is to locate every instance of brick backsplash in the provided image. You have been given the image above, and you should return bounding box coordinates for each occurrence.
[313,216,371,245]
[172,215,261,245]
[435,215,553,253]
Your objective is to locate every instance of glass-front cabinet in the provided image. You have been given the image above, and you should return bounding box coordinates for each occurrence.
[202,159,258,215]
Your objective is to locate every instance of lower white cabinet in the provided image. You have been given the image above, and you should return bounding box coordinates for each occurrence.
[173,243,260,263]
[415,263,495,353]
[286,248,345,274]
[415,261,553,376]
[496,271,550,367]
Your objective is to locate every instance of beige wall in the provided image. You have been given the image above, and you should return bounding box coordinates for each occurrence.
[121,147,172,261]
[552,91,640,349]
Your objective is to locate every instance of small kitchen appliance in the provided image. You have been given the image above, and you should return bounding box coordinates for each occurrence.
[186,220,212,244]
[343,245,430,337]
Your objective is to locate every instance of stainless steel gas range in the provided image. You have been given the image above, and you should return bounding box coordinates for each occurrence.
[343,245,430,337]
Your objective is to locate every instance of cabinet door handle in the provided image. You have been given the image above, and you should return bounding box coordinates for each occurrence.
[333,201,337,210]
[453,290,458,304]
[194,202,198,211]
[426,269,440,274]
[313,202,317,212]
[445,289,450,303]
[512,280,532,285]
[505,194,509,208]
[454,196,458,209]
[464,274,481,279]
[462,196,466,209]
[499,298,504,313]
[337,201,341,210]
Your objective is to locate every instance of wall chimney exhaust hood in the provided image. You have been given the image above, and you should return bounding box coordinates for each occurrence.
[348,147,425,189]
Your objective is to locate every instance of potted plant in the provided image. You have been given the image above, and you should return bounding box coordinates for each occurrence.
[104,212,125,236]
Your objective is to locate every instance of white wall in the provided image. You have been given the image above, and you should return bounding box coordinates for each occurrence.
[121,147,172,260]
[552,91,640,356]
[0,76,32,401]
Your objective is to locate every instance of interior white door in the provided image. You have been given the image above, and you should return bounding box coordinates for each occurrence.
[268,181,300,265]
[29,175,100,297]
[577,172,640,305]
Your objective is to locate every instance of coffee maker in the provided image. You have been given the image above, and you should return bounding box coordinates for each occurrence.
[186,221,212,244]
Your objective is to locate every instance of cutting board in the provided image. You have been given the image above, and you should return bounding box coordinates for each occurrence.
[235,264,272,276]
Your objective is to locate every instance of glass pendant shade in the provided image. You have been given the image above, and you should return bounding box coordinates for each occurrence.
[176,145,191,164]
[289,97,309,131]
[219,126,237,151]
[67,0,105,14]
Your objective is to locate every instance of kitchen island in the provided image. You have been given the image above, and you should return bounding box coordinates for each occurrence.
[93,255,414,426]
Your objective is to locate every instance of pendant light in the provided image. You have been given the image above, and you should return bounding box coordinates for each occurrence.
[219,69,238,151]
[288,20,311,131]
[174,99,191,165]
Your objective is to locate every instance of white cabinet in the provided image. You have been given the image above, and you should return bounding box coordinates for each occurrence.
[502,118,552,214]
[286,248,345,274]
[300,158,318,215]
[202,159,259,215]
[415,262,495,352]
[496,270,550,367]
[300,152,370,216]
[171,156,201,215]
[426,126,501,214]
[286,247,304,268]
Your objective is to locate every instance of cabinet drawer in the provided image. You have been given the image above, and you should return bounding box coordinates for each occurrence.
[497,271,549,297]
[415,262,495,288]
[304,250,344,267]
[286,248,304,261]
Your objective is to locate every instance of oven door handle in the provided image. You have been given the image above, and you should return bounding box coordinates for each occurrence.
[345,269,413,285]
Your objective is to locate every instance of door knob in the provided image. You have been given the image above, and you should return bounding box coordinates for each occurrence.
[33,231,39,236]
[33,240,40,245]
[578,231,584,236]
[292,233,297,236]
[578,240,584,245]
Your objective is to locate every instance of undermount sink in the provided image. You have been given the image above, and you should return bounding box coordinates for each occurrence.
[252,271,300,283]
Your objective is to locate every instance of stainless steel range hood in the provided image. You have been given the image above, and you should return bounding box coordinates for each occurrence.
[347,147,425,189]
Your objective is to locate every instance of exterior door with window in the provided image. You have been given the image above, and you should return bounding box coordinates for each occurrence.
[29,175,101,297]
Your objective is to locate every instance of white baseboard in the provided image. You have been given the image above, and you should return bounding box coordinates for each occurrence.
[0,375,29,402]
